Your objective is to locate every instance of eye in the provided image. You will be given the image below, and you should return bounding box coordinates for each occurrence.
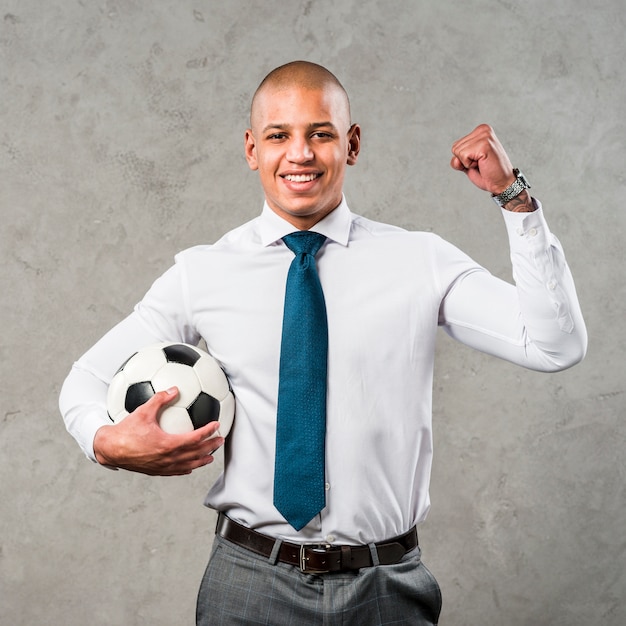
[312,131,334,140]
[267,132,287,141]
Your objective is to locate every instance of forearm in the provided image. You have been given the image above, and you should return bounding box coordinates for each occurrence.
[59,363,112,462]
[59,313,165,462]
[502,189,534,213]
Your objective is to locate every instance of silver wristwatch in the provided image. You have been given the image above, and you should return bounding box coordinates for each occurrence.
[491,169,531,207]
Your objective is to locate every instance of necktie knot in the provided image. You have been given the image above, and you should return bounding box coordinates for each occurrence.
[283,231,326,258]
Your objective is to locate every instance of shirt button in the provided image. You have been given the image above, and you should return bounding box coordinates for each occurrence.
[326,534,336,543]
[528,227,538,237]
[325,482,331,490]
[547,280,557,290]
[516,227,524,236]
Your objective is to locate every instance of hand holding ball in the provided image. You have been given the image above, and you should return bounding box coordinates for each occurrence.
[107,343,235,437]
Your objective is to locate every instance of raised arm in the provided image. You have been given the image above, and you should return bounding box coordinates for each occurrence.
[441,124,587,371]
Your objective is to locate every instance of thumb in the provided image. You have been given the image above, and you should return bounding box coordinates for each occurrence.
[136,386,179,421]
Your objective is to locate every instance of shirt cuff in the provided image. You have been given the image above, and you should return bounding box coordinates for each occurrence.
[500,198,551,255]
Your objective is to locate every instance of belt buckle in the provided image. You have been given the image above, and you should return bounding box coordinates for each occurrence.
[299,543,333,574]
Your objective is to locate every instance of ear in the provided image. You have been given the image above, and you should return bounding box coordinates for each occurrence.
[244,129,258,171]
[346,123,361,166]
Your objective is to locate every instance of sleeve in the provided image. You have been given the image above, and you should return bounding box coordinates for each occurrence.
[59,257,200,462]
[438,202,587,372]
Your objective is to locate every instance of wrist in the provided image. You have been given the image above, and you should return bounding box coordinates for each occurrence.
[492,174,517,195]
[492,169,531,207]
[501,189,535,213]
[93,424,116,466]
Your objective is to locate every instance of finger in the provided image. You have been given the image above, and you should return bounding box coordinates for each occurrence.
[155,386,179,405]
[166,426,224,460]
[451,124,494,167]
[192,434,225,458]
[171,443,222,474]
[450,155,462,171]
[451,142,482,171]
[178,420,222,447]
[450,155,470,172]
[173,433,224,459]
[134,388,181,429]
[133,439,219,476]
[193,419,222,439]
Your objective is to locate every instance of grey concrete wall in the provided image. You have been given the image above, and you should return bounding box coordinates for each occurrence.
[1,1,623,624]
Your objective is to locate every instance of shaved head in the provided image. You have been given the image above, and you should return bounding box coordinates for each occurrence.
[244,60,360,229]
[250,61,351,129]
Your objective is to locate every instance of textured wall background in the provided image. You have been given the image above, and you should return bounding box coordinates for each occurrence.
[1,1,624,624]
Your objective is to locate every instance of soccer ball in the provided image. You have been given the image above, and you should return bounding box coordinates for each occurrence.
[107,342,235,436]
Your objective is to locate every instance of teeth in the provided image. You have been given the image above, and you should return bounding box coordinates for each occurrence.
[284,174,318,182]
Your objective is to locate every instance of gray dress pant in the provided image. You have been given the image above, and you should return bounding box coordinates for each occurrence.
[196,534,442,625]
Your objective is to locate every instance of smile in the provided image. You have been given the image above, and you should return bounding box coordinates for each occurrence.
[282,173,321,182]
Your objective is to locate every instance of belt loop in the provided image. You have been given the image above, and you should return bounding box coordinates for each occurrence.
[268,538,283,565]
[368,542,380,567]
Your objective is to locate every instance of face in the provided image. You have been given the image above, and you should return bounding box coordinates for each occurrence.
[245,84,360,230]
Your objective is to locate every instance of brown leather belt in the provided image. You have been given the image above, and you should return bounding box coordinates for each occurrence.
[216,512,418,574]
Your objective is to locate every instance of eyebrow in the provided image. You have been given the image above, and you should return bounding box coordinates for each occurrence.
[261,121,339,134]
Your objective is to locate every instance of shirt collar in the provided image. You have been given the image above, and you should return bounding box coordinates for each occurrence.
[258,196,352,247]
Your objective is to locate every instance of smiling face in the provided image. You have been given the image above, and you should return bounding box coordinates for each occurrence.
[245,80,360,230]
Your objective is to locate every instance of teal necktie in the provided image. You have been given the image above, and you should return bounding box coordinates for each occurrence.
[273,231,328,531]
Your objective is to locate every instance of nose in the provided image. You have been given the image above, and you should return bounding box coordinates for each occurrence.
[286,136,314,163]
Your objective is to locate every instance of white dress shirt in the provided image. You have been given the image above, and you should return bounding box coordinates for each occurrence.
[59,197,586,545]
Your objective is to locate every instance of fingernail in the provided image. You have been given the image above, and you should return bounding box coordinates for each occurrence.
[166,387,177,395]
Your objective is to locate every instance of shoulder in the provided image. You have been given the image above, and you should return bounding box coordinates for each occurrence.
[349,212,446,249]
[346,212,477,276]
[175,216,263,262]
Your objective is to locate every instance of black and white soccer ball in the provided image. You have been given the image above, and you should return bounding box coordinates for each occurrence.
[107,342,235,436]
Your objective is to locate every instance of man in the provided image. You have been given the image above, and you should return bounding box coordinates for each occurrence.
[60,61,587,625]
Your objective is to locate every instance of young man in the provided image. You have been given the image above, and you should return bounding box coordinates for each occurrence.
[60,61,586,625]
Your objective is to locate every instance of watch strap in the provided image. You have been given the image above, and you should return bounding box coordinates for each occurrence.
[491,169,531,207]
